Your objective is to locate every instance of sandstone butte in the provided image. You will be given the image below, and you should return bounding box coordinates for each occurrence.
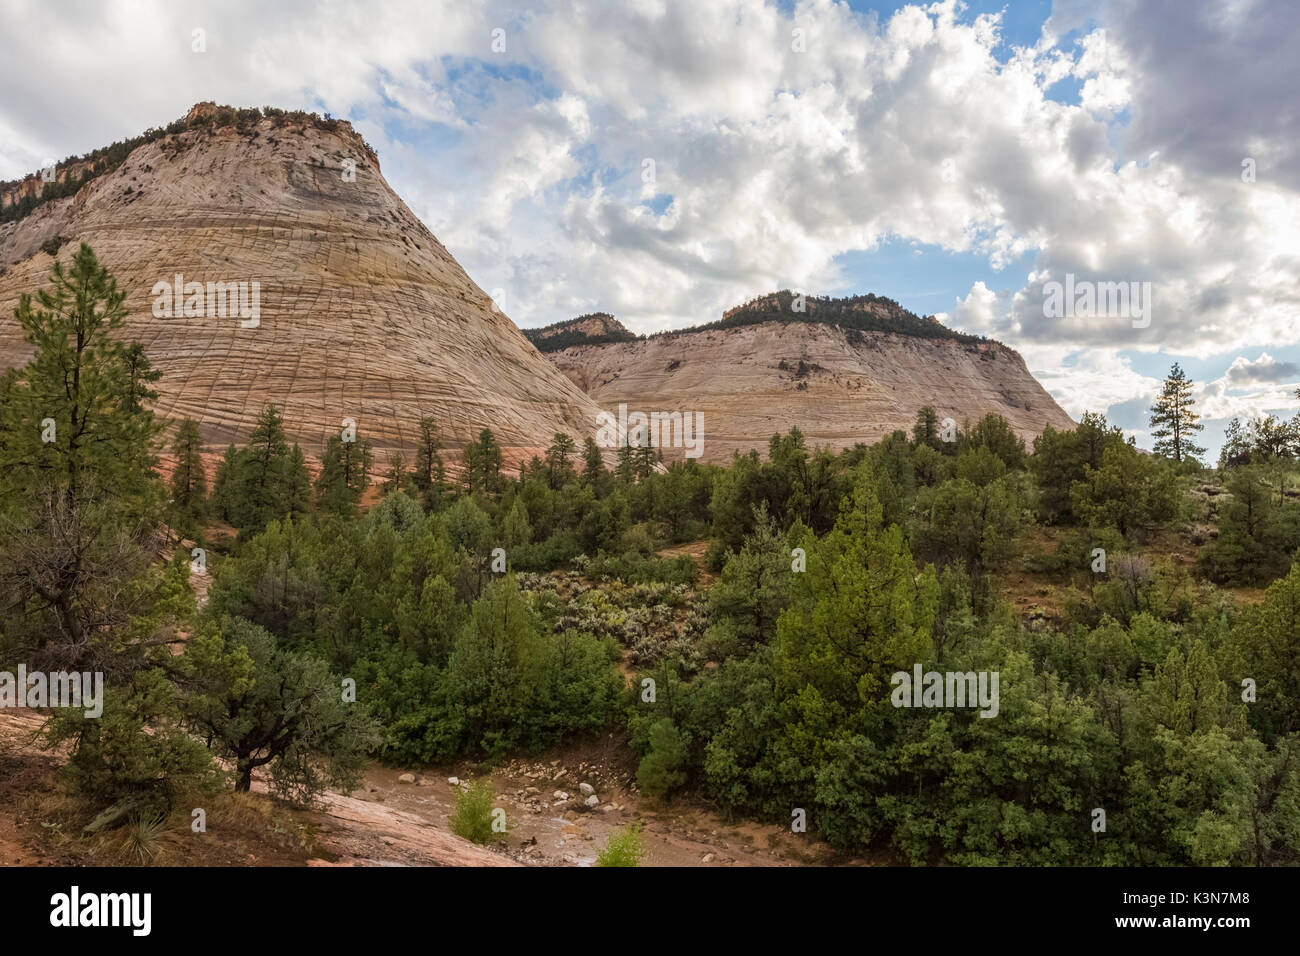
[0,103,1074,472]
[537,305,1076,464]
[0,103,604,471]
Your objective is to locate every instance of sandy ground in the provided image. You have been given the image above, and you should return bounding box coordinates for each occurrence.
[0,710,859,867]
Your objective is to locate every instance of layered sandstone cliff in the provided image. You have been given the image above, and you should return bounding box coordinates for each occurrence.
[0,103,603,464]
[543,317,1075,463]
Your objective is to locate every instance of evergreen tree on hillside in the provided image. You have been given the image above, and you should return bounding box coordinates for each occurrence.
[213,405,312,531]
[615,433,637,484]
[315,433,373,516]
[210,443,239,521]
[411,417,449,510]
[461,428,503,497]
[0,243,177,671]
[912,405,941,449]
[1219,418,1252,468]
[581,436,605,485]
[545,432,577,488]
[181,616,381,802]
[635,430,660,479]
[169,418,208,538]
[284,444,313,519]
[1148,363,1205,463]
[238,403,291,527]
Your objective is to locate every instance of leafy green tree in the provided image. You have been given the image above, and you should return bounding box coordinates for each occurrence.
[1247,414,1298,461]
[915,476,1020,583]
[1029,412,1126,523]
[1146,640,1233,735]
[210,443,239,521]
[121,341,161,415]
[284,444,312,519]
[1148,363,1205,463]
[774,475,938,743]
[181,616,382,804]
[704,506,793,656]
[222,404,309,531]
[615,433,638,484]
[1219,417,1252,468]
[1198,467,1292,585]
[960,413,1026,470]
[447,577,548,753]
[502,496,532,549]
[44,667,223,814]
[1071,442,1179,538]
[382,451,412,496]
[1230,558,1300,740]
[637,718,688,799]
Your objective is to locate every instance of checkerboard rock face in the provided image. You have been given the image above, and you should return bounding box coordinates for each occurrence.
[546,317,1077,464]
[0,105,603,466]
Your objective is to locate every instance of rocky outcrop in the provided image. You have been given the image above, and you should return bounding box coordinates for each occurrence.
[545,320,1075,463]
[0,105,603,466]
[523,312,637,353]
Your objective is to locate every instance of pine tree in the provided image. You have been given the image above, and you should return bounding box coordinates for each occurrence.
[169,418,207,537]
[581,436,604,485]
[461,428,503,497]
[237,403,291,528]
[615,434,637,484]
[635,430,659,479]
[912,405,940,448]
[285,444,312,519]
[122,341,161,414]
[315,434,373,515]
[412,417,448,509]
[545,432,576,488]
[383,451,409,495]
[1219,418,1252,468]
[1148,363,1205,463]
[0,243,174,671]
[210,443,239,521]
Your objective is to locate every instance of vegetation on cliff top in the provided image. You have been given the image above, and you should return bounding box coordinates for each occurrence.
[523,313,639,352]
[0,105,373,226]
[524,292,995,352]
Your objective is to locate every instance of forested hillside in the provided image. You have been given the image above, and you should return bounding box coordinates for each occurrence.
[3,248,1298,866]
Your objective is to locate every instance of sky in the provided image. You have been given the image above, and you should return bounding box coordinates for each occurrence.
[2,0,1298,460]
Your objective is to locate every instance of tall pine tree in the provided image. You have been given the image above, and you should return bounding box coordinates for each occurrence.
[1148,363,1205,463]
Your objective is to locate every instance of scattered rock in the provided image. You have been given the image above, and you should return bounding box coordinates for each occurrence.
[702,853,715,863]
[447,776,460,787]
[398,773,416,784]
[585,795,600,807]
[579,783,595,797]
